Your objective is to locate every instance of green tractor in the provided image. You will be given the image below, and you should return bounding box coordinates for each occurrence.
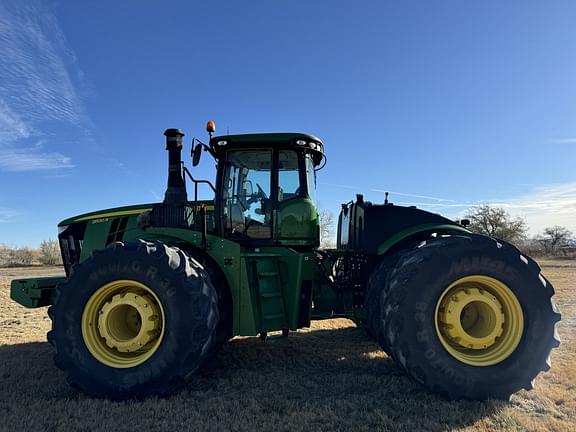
[11,122,560,400]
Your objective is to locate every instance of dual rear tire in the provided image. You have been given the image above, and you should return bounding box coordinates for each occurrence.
[368,234,561,400]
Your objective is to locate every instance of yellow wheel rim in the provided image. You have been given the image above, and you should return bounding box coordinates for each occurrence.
[81,280,165,368]
[434,275,524,366]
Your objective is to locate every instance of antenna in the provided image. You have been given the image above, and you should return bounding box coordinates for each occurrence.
[385,192,389,205]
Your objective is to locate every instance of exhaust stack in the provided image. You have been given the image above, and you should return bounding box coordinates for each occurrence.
[163,128,188,204]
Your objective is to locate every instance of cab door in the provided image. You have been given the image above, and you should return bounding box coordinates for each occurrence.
[274,150,319,246]
[220,149,273,241]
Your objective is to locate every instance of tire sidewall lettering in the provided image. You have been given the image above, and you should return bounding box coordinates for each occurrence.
[390,236,557,398]
[50,241,219,398]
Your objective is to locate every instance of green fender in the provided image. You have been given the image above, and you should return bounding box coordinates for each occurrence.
[376,223,471,256]
[132,227,254,336]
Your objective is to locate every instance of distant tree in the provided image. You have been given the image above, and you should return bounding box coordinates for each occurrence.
[5,246,34,266]
[538,225,573,255]
[464,205,528,244]
[318,208,336,249]
[0,244,9,266]
[39,239,62,266]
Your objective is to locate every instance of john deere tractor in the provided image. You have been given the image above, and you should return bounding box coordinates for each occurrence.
[11,122,560,400]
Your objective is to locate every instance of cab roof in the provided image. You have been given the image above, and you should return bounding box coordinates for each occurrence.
[209,132,324,165]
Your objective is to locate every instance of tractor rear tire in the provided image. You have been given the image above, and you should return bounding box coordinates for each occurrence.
[379,234,561,400]
[47,240,219,400]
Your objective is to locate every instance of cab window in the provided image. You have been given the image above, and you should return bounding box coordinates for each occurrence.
[278,150,301,202]
[222,150,272,239]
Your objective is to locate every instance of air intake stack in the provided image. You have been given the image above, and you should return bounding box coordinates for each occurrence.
[163,128,188,204]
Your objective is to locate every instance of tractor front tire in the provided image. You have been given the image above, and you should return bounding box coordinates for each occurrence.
[379,234,561,400]
[48,240,219,400]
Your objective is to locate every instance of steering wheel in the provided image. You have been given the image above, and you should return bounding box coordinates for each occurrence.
[256,183,268,199]
[237,196,249,211]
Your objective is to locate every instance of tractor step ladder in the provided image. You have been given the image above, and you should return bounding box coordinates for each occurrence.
[253,257,288,332]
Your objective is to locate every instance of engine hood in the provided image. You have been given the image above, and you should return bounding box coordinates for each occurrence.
[58,203,155,227]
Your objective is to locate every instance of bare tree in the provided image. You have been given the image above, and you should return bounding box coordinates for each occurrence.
[39,239,62,266]
[0,242,61,267]
[318,208,336,249]
[464,205,527,245]
[1,246,35,266]
[15,247,34,266]
[0,244,9,267]
[538,225,573,255]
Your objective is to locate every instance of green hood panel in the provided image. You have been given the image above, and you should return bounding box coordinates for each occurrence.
[58,203,155,226]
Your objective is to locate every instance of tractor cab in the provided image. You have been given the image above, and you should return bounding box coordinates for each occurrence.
[206,133,325,246]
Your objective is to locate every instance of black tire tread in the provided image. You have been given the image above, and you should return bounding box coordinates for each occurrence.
[365,251,405,351]
[48,239,219,400]
[380,234,561,400]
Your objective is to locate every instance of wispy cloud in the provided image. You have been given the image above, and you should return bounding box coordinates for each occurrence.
[321,180,576,235]
[483,183,576,234]
[0,207,21,223]
[394,202,471,208]
[319,182,457,203]
[0,148,74,171]
[404,183,576,234]
[548,138,576,144]
[0,99,32,142]
[371,189,455,203]
[0,0,89,171]
[150,190,162,201]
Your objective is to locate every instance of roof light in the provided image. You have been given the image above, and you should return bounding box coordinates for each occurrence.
[206,120,216,133]
[217,140,228,146]
[296,140,306,146]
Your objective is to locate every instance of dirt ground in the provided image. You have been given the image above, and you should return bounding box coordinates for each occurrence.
[0,261,574,432]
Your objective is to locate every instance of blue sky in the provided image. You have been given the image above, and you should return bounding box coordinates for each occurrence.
[1,0,576,247]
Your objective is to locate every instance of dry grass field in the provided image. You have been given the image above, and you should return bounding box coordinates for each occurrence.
[0,261,574,432]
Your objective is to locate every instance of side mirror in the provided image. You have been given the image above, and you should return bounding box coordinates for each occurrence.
[192,144,203,166]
